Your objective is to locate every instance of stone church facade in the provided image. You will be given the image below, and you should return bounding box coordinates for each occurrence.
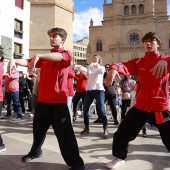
[28,0,74,57]
[87,0,170,65]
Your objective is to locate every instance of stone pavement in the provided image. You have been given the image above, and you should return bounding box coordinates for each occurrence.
[0,108,169,170]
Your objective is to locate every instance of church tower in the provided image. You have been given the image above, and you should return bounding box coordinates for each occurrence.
[87,0,170,64]
[28,0,74,57]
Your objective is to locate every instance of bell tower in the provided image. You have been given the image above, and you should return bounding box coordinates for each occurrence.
[88,0,170,65]
[155,0,168,20]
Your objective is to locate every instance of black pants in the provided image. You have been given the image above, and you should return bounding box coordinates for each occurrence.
[113,107,170,160]
[121,99,131,119]
[19,92,26,113]
[105,95,118,122]
[96,95,118,122]
[29,102,84,167]
[73,91,86,116]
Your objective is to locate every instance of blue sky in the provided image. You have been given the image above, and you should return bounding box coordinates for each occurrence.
[73,0,170,41]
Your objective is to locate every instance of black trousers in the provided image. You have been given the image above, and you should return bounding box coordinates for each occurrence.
[19,92,25,113]
[73,91,86,116]
[113,107,170,160]
[29,102,84,167]
[96,95,118,122]
[105,95,118,122]
[121,99,131,119]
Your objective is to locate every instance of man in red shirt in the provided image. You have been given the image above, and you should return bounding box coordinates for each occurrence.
[7,27,84,170]
[105,32,170,169]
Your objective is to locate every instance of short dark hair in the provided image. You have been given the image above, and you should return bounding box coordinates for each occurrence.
[142,32,161,44]
[105,64,110,68]
[47,27,67,41]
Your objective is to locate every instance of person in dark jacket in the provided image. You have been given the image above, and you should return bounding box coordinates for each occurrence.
[19,71,28,114]
[26,74,34,112]
[94,64,119,125]
[104,64,119,125]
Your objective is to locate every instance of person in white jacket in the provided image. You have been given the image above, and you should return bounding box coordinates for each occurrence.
[74,55,108,139]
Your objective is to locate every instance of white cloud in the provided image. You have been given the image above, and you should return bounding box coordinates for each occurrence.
[79,1,87,5]
[73,8,103,41]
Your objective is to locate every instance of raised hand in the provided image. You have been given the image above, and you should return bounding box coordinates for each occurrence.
[28,55,39,74]
[7,59,16,75]
[150,60,167,78]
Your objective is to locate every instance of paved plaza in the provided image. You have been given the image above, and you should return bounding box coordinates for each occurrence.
[0,108,169,170]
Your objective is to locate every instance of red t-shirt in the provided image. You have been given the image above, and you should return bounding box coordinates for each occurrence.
[75,71,88,92]
[67,70,75,96]
[28,48,72,103]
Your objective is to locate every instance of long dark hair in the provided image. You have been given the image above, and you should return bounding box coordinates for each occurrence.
[121,75,128,83]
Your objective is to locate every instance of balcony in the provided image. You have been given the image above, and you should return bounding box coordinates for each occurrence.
[13,52,24,59]
[14,29,23,39]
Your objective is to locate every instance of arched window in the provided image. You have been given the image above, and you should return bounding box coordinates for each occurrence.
[131,5,136,14]
[124,6,129,15]
[169,38,170,48]
[96,40,102,51]
[139,4,144,14]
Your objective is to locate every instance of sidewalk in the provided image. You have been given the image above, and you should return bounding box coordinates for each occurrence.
[0,108,169,170]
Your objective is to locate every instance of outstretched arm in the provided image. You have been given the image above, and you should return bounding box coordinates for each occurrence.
[104,70,121,87]
[28,53,63,73]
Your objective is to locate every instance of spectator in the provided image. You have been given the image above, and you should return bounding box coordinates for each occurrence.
[2,67,23,121]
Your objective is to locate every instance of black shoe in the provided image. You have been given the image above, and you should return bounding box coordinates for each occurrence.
[93,119,102,123]
[13,117,22,122]
[142,128,147,137]
[69,165,85,170]
[113,121,119,125]
[73,115,77,121]
[21,152,43,162]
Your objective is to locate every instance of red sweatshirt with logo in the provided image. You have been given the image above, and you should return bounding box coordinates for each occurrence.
[109,52,170,112]
[27,48,72,103]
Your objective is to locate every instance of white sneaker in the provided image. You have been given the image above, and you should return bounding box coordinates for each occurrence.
[106,157,125,169]
[29,113,34,117]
